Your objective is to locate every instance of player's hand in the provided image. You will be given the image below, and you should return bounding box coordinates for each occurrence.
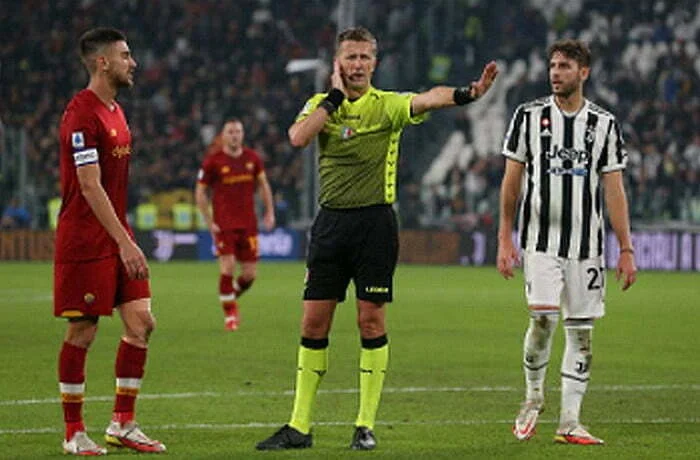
[616,252,637,291]
[497,239,520,280]
[331,59,347,95]
[119,239,150,280]
[210,222,221,234]
[263,211,275,232]
[470,61,499,99]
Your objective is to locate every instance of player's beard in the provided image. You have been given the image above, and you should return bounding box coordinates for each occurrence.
[552,77,579,98]
[112,71,134,89]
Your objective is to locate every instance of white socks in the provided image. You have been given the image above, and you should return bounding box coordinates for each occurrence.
[559,321,593,427]
[523,314,559,403]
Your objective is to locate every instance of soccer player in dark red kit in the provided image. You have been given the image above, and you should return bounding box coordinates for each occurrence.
[195,119,275,331]
[54,28,165,455]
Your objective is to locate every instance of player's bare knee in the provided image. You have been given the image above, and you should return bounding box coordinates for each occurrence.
[138,313,156,342]
[124,311,156,346]
[65,317,99,348]
[241,265,257,283]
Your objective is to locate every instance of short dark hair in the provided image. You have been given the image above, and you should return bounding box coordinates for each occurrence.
[222,118,243,129]
[547,39,591,68]
[336,26,377,55]
[79,27,127,63]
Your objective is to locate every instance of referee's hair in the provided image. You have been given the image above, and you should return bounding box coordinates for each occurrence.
[547,39,591,68]
[336,26,377,55]
[78,27,127,70]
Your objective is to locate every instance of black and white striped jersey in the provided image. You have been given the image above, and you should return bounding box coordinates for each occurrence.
[502,95,627,260]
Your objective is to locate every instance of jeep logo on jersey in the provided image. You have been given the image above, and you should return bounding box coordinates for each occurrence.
[340,126,354,139]
[546,146,590,163]
[71,132,85,149]
[546,146,590,177]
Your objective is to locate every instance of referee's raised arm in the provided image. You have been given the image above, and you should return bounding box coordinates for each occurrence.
[289,61,347,148]
[410,60,499,116]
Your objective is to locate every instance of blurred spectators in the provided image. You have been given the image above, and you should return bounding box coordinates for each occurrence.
[0,0,697,230]
[1,197,31,229]
[421,0,700,229]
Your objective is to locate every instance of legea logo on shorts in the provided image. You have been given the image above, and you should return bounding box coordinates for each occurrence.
[365,286,389,294]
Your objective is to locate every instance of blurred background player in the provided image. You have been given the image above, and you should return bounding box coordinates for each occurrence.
[256,26,498,451]
[54,27,165,455]
[497,39,637,445]
[195,118,275,331]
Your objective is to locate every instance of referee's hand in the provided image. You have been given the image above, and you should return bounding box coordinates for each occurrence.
[331,59,347,95]
[470,61,499,99]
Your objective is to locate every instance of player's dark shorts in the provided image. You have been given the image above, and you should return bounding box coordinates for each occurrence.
[54,255,151,318]
[214,229,259,262]
[304,204,398,303]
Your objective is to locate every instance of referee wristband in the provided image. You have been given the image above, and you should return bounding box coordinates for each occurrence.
[320,88,345,114]
[453,84,476,105]
[620,247,635,254]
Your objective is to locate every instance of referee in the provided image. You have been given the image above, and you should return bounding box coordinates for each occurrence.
[256,26,498,451]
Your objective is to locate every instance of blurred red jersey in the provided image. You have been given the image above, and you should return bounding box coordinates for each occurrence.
[55,89,134,263]
[197,147,264,232]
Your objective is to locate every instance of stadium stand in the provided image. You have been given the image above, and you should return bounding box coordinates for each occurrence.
[1,0,697,230]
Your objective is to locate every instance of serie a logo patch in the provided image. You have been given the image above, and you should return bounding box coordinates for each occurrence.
[71,132,85,149]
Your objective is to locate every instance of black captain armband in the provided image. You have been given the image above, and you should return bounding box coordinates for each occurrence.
[319,88,345,114]
[453,84,476,105]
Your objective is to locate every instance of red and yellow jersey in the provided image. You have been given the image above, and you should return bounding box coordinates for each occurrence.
[55,89,134,263]
[197,147,264,232]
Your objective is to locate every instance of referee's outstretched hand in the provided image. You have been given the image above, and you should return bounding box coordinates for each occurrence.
[470,61,499,99]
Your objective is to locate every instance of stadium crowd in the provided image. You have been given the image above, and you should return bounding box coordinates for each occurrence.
[1,0,698,229]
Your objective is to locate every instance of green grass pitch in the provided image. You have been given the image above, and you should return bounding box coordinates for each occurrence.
[0,261,698,458]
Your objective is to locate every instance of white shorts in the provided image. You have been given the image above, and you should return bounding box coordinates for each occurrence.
[523,252,606,319]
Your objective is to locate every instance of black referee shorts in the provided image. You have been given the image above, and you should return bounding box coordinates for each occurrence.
[303,204,399,304]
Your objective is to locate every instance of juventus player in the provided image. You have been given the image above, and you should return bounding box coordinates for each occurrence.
[497,39,637,445]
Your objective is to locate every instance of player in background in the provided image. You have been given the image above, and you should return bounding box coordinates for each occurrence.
[497,39,637,445]
[256,26,498,451]
[54,28,165,455]
[195,119,275,331]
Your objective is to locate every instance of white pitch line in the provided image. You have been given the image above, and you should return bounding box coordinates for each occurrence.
[1,384,698,407]
[1,418,699,436]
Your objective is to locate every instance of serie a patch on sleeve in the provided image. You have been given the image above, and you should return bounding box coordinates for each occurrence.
[71,131,98,166]
[71,131,85,149]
